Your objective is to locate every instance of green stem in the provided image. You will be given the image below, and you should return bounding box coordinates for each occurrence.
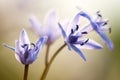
[23,65,29,80]
[45,44,50,66]
[40,44,66,80]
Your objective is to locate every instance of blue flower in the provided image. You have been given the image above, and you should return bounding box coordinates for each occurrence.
[29,10,65,45]
[58,11,103,61]
[3,29,47,65]
[78,11,113,50]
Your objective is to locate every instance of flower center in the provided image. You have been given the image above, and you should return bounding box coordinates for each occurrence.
[21,43,37,60]
[68,25,89,44]
[68,36,78,43]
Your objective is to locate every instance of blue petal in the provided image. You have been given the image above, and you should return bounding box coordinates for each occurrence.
[36,36,47,46]
[58,23,72,50]
[85,41,102,49]
[96,22,105,26]
[91,21,113,50]
[29,15,42,34]
[67,11,84,35]
[74,39,103,49]
[90,20,113,50]
[35,36,47,55]
[79,11,99,30]
[96,30,113,50]
[15,40,25,64]
[79,11,92,21]
[24,36,47,64]
[65,41,72,50]
[3,43,15,51]
[71,45,86,61]
[20,29,30,45]
[58,23,67,39]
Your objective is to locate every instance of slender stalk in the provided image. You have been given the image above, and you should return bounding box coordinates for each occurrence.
[23,65,29,80]
[45,44,50,66]
[40,44,66,80]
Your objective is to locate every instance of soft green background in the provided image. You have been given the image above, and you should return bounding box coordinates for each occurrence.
[0,0,120,80]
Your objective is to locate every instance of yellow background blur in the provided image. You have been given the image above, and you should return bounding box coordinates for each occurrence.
[0,0,120,80]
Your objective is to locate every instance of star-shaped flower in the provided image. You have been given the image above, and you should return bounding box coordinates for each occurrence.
[29,10,63,45]
[78,11,113,50]
[3,29,47,65]
[58,11,103,61]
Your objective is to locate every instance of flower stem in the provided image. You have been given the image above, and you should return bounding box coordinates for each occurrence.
[40,44,66,80]
[23,65,29,80]
[45,44,50,66]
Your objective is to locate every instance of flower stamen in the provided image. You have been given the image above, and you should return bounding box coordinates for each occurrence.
[22,44,28,48]
[81,32,87,34]
[76,25,79,30]
[31,43,35,47]
[71,29,74,34]
[96,11,102,17]
[80,39,89,46]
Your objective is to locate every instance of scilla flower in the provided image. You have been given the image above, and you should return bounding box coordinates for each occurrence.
[78,11,113,50]
[29,10,62,45]
[58,11,103,61]
[3,29,47,65]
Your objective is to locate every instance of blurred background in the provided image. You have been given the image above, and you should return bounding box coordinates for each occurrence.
[0,0,120,80]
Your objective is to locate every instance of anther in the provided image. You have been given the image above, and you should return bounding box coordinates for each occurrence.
[103,22,108,26]
[84,39,89,43]
[81,32,87,34]
[71,29,74,34]
[21,44,28,48]
[76,25,79,30]
[31,43,35,47]
[96,11,102,17]
[80,39,89,46]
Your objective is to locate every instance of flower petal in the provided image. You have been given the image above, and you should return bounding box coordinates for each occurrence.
[29,15,42,35]
[15,40,24,54]
[71,45,86,61]
[43,10,57,27]
[90,20,113,50]
[43,10,61,43]
[36,36,48,50]
[74,39,103,49]
[25,36,47,64]
[3,43,15,51]
[79,11,113,50]
[58,23,67,39]
[96,30,113,50]
[58,23,72,50]
[19,29,30,45]
[15,53,23,64]
[79,11,99,31]
[15,40,24,64]
[65,41,72,50]
[66,11,81,35]
[79,11,92,21]
[34,36,47,56]
[78,24,93,35]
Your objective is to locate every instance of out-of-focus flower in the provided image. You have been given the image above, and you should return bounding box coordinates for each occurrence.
[3,29,47,65]
[78,11,113,50]
[58,11,103,61]
[29,10,63,45]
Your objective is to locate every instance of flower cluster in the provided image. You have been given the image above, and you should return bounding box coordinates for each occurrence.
[3,9,113,80]
[4,10,113,63]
